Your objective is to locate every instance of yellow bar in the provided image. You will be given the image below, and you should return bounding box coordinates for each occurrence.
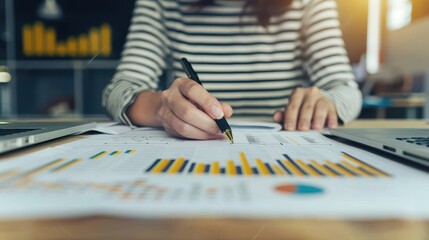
[296,160,321,177]
[22,25,33,56]
[79,34,89,56]
[34,21,45,56]
[45,27,56,56]
[67,36,78,57]
[342,154,389,177]
[93,151,108,160]
[56,43,67,57]
[227,160,236,176]
[239,152,253,176]
[211,162,220,175]
[325,161,354,177]
[310,160,337,177]
[273,166,285,176]
[168,158,185,174]
[195,163,206,174]
[340,161,371,177]
[26,159,65,177]
[0,169,19,180]
[283,160,305,176]
[54,159,82,173]
[256,159,270,176]
[128,150,136,154]
[89,27,100,55]
[112,151,122,157]
[152,159,170,174]
[100,23,112,56]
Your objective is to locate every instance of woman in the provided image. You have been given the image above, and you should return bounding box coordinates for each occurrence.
[103,0,362,140]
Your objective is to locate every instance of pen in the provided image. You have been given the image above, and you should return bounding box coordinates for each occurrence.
[180,58,234,144]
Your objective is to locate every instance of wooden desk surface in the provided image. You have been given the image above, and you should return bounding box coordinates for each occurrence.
[0,120,428,240]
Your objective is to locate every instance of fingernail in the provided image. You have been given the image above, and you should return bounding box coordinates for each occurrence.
[330,123,338,129]
[313,124,321,130]
[211,105,224,119]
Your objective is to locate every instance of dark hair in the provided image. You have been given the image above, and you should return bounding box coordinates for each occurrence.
[194,0,293,27]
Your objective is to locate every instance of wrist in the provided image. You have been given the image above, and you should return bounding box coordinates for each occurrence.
[126,90,162,127]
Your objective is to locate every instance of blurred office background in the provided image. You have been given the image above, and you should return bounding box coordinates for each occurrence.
[0,0,428,119]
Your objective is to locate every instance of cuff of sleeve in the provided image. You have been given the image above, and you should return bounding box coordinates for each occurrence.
[120,91,140,128]
[103,84,152,128]
[320,86,362,125]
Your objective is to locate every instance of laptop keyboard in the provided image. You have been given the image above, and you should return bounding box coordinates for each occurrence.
[0,129,39,136]
[396,137,429,147]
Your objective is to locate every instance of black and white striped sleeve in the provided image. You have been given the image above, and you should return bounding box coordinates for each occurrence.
[102,0,168,126]
[302,0,362,123]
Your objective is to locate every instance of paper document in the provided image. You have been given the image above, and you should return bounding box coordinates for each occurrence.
[0,125,428,220]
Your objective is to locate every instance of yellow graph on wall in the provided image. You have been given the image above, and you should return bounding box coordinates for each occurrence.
[22,21,112,58]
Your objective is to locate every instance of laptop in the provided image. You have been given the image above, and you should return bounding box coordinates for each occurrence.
[0,121,96,154]
[330,128,429,167]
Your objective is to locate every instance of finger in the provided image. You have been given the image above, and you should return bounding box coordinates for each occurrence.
[285,88,305,131]
[220,102,233,118]
[178,79,224,120]
[273,110,284,123]
[311,100,329,130]
[327,106,339,129]
[164,109,223,140]
[298,90,321,131]
[168,91,220,135]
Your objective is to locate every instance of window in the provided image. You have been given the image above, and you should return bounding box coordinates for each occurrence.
[388,0,412,30]
[0,0,6,60]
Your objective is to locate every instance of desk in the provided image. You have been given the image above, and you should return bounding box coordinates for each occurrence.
[0,120,428,240]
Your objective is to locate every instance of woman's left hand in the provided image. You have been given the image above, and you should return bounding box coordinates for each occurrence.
[273,86,339,131]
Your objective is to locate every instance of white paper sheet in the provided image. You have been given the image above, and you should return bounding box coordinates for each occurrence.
[0,127,428,220]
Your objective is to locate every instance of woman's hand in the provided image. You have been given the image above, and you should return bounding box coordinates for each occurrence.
[157,78,233,139]
[273,86,338,131]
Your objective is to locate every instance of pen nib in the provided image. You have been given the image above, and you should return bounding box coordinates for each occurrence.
[223,129,234,144]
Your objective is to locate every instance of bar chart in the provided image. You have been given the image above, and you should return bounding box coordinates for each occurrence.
[0,177,251,204]
[144,151,391,178]
[0,149,137,185]
[22,21,112,57]
[89,149,136,160]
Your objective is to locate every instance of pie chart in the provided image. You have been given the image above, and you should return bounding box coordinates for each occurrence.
[274,184,324,195]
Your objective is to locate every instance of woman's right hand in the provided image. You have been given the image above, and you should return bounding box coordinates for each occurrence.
[157,78,233,140]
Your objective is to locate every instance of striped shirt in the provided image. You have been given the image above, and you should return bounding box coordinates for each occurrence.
[102,0,362,126]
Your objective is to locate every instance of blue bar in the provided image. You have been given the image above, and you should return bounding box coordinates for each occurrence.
[90,151,106,159]
[323,164,341,176]
[341,151,390,177]
[162,160,175,173]
[188,163,196,173]
[276,160,292,175]
[204,164,210,173]
[264,163,275,175]
[308,164,325,176]
[283,154,293,161]
[220,168,226,174]
[236,166,242,175]
[145,159,161,173]
[337,163,358,176]
[51,159,79,172]
[252,167,259,175]
[288,160,308,176]
[178,160,189,173]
